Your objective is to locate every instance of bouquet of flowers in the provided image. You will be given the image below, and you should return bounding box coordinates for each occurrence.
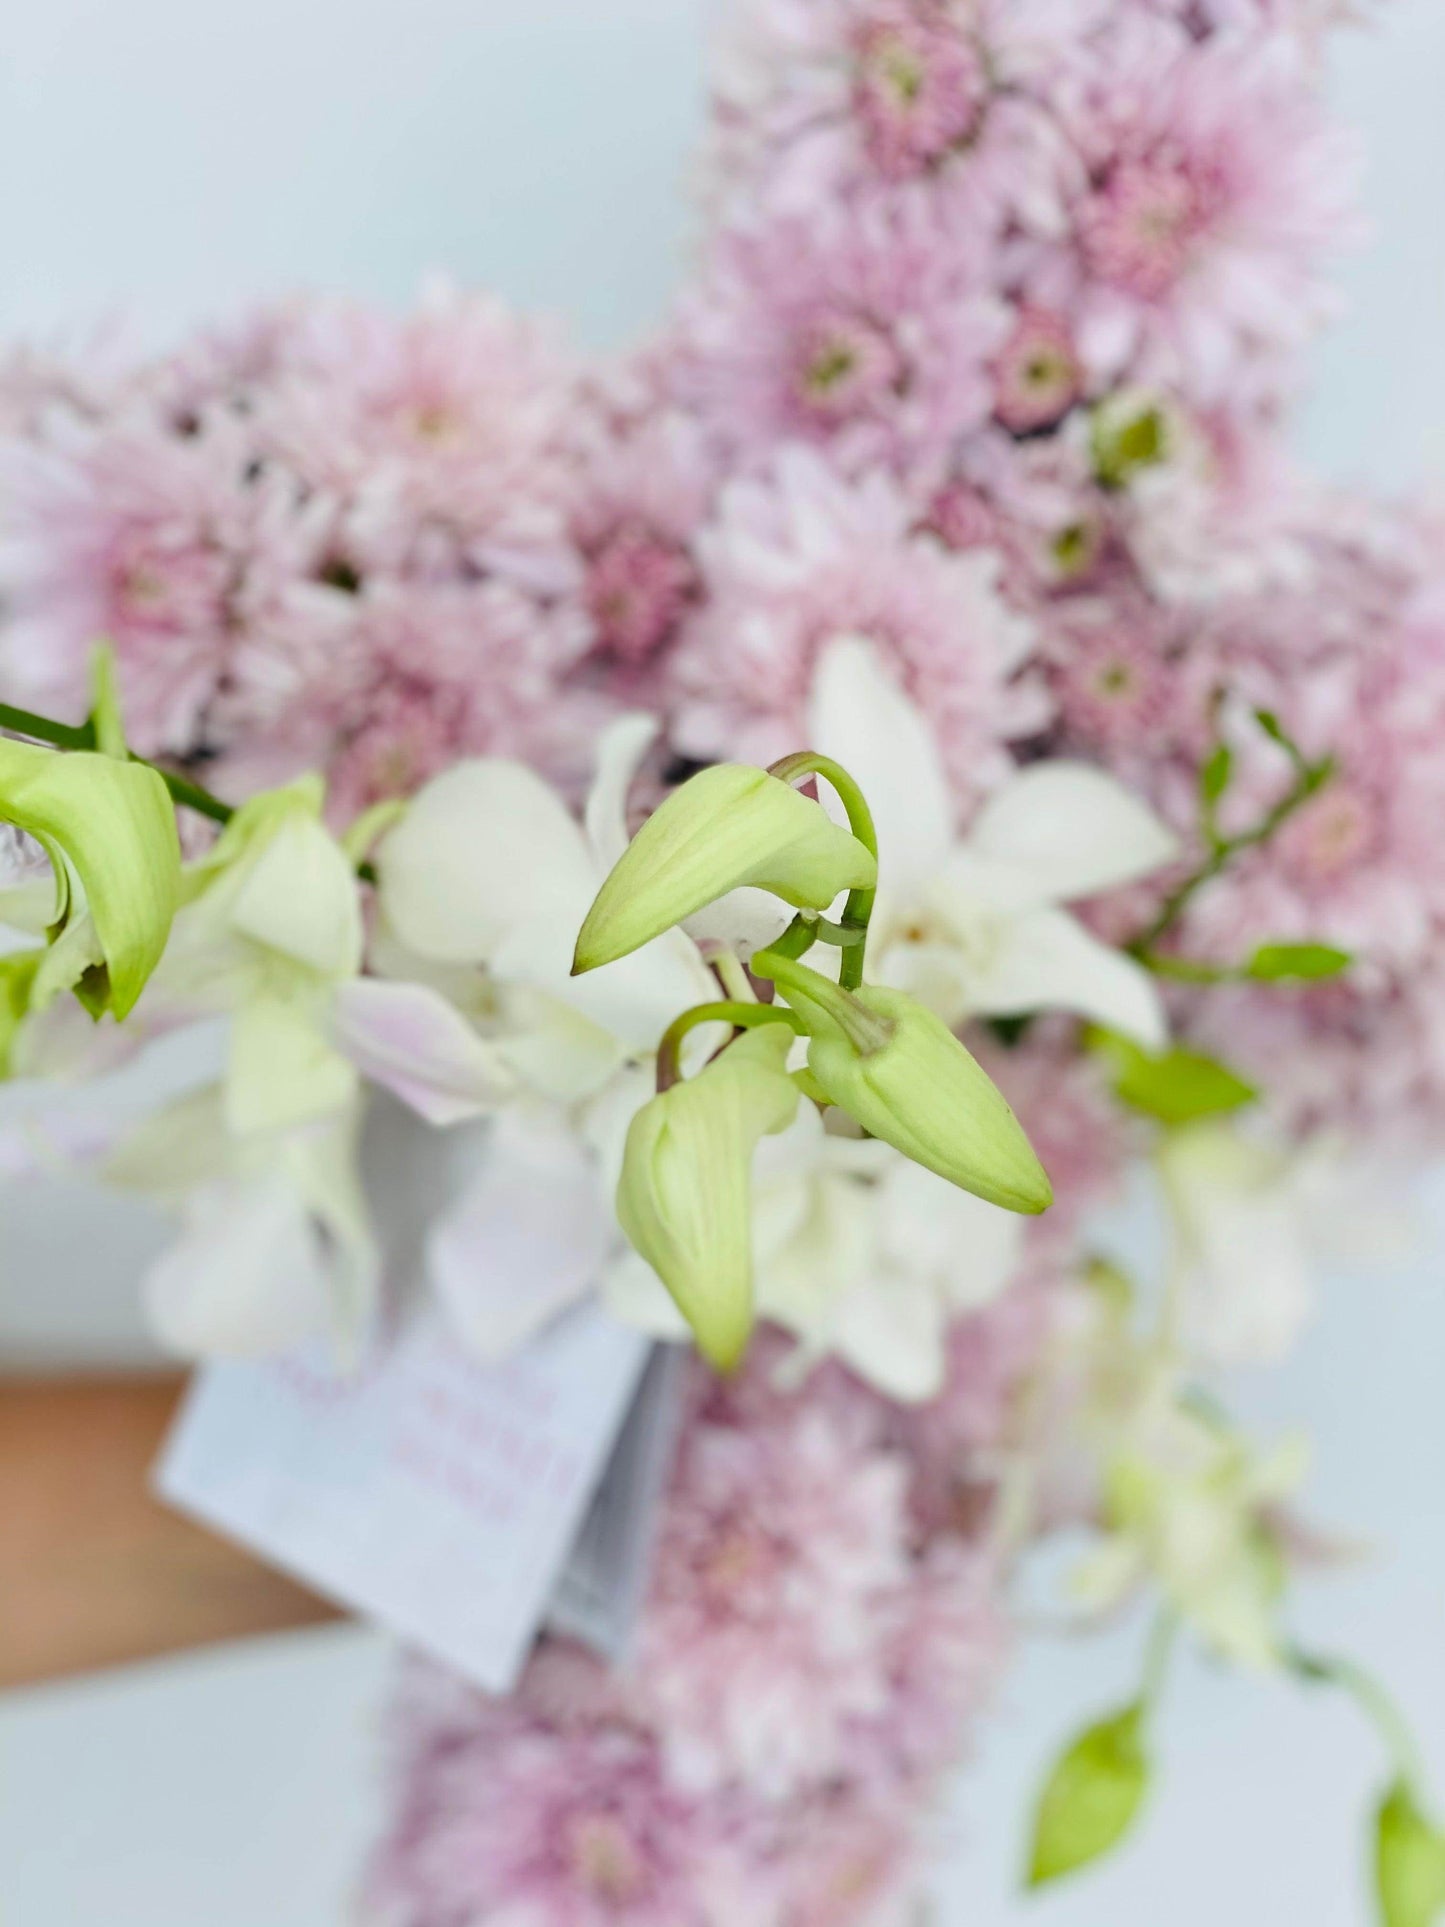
[2,0,1443,1921]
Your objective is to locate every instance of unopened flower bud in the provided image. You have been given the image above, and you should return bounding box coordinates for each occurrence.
[573,764,875,975]
[762,957,1051,1215]
[615,1022,800,1371]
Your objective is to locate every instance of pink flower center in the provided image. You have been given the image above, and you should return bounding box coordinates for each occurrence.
[587,522,697,665]
[110,530,230,633]
[1058,630,1168,745]
[853,15,987,178]
[993,310,1083,434]
[1083,155,1218,300]
[1280,782,1381,880]
[566,1813,647,1904]
[794,311,904,422]
[926,480,999,551]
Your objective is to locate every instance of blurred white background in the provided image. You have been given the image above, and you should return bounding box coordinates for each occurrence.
[1,1,1442,1922]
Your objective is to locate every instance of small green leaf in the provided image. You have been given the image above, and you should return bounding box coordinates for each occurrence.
[1200,743,1233,808]
[1090,1030,1258,1125]
[1253,707,1291,751]
[1246,942,1351,983]
[1028,1703,1151,1887]
[1376,1781,1445,1927]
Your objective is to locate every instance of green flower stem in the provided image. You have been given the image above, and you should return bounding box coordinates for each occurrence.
[751,949,894,1055]
[767,752,878,989]
[0,696,383,883]
[0,698,234,827]
[1129,756,1335,958]
[712,951,758,1005]
[655,1000,803,1093]
[1289,1648,1429,1795]
[1141,1610,1179,1715]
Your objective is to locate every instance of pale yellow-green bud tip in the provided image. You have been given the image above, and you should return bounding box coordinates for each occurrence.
[801,982,1052,1216]
[573,763,875,975]
[615,1024,799,1372]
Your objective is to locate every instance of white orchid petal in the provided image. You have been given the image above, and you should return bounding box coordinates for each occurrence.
[427,1111,612,1362]
[493,912,714,1060]
[831,1275,950,1404]
[377,759,595,964]
[227,814,363,978]
[808,635,955,898]
[584,712,659,874]
[878,1160,1023,1312]
[967,763,1178,905]
[963,904,1169,1049]
[598,1249,692,1342]
[144,1172,335,1358]
[682,886,795,961]
[227,995,360,1136]
[1160,1124,1315,1366]
[329,977,517,1126]
[493,985,626,1103]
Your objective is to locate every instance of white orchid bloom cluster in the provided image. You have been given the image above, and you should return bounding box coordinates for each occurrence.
[0,638,1195,1400]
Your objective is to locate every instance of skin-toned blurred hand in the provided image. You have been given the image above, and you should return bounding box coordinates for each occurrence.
[0,1376,340,1688]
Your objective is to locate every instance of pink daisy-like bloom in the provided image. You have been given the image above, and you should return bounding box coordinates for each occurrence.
[1026,18,1362,400]
[568,399,718,680]
[1043,584,1183,766]
[706,0,1073,238]
[366,1685,776,1927]
[252,282,581,583]
[632,1387,913,1802]
[990,307,1084,435]
[667,194,1009,474]
[0,407,325,756]
[669,448,1045,809]
[227,575,600,822]
[926,424,1115,598]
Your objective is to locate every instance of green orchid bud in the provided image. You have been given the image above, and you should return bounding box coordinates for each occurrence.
[1376,1780,1445,1927]
[573,763,876,975]
[0,737,180,1020]
[759,956,1051,1215]
[615,1021,800,1372]
[1028,1703,1151,1887]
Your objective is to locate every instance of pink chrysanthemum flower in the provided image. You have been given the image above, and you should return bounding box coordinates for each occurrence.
[707,0,1073,237]
[990,307,1084,435]
[1026,18,1362,399]
[1044,587,1183,763]
[253,282,581,579]
[667,196,1009,473]
[0,409,324,756]
[669,449,1045,808]
[366,1690,774,1927]
[568,400,718,678]
[633,1389,914,1801]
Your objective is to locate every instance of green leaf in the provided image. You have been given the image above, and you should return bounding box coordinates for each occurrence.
[1200,743,1233,809]
[1377,1781,1445,1927]
[1253,707,1291,751]
[1090,1030,1258,1125]
[1028,1703,1151,1887]
[88,642,129,760]
[1246,942,1352,983]
[0,738,181,1019]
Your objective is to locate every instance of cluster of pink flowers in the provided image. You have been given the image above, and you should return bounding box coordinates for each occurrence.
[4,0,1440,1917]
[366,1340,1012,1927]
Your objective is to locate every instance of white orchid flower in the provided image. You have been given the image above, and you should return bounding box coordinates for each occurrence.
[145,777,516,1138]
[1159,1123,1420,1367]
[373,718,722,1360]
[105,1082,378,1361]
[600,1100,1026,1402]
[807,636,1176,1048]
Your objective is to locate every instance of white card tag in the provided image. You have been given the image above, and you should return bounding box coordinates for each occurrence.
[155,1301,650,1695]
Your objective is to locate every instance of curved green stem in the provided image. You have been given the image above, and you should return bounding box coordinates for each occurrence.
[767,751,878,990]
[1289,1648,1429,1794]
[655,1000,803,1092]
[0,699,234,826]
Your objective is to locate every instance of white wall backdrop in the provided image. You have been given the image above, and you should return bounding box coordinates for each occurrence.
[1,3,1443,1924]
